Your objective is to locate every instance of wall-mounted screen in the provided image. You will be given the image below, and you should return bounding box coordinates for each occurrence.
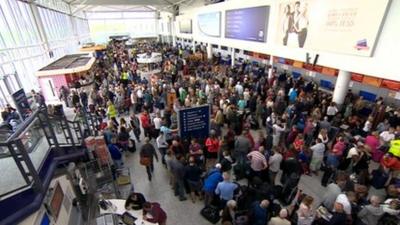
[225,6,270,42]
[197,12,221,37]
[275,0,390,56]
[179,19,192,33]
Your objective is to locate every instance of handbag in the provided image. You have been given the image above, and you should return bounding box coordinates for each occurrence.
[140,156,151,166]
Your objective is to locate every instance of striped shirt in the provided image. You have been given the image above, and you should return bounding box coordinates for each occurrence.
[247,151,267,171]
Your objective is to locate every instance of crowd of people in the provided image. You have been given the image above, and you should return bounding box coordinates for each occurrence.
[63,39,400,225]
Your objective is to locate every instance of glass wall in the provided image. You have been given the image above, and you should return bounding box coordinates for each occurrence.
[0,0,45,93]
[87,11,157,43]
[38,7,78,58]
[74,17,91,44]
[0,0,91,110]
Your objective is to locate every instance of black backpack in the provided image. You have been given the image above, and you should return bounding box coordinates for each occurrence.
[220,157,232,172]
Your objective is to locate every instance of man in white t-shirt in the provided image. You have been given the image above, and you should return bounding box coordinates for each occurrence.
[380,127,395,145]
[268,147,283,185]
[153,113,162,128]
[326,102,338,121]
[309,138,325,174]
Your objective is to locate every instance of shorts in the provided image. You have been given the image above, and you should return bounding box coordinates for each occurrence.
[310,157,323,171]
[206,151,218,159]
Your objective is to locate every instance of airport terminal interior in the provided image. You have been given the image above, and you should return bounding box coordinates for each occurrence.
[1,0,400,225]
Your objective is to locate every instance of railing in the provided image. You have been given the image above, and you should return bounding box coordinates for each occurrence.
[0,106,85,198]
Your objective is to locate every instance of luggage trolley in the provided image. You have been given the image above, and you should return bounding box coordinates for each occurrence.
[115,167,133,199]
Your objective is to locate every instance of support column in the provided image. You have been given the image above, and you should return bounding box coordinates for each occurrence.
[332,70,351,105]
[171,15,177,47]
[207,43,213,60]
[268,56,274,80]
[231,48,235,67]
[192,40,196,52]
[29,3,50,55]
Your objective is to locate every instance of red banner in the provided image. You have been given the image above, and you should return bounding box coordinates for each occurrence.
[362,76,382,87]
[351,73,364,82]
[321,67,337,76]
[381,79,400,91]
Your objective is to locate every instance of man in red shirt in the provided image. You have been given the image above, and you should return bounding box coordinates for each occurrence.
[142,202,167,225]
[140,110,151,138]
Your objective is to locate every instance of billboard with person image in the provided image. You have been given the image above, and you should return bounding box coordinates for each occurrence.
[275,0,390,56]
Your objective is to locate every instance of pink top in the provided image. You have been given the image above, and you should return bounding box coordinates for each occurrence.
[365,135,379,153]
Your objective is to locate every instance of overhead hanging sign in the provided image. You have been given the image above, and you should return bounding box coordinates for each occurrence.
[178,105,210,139]
[275,0,390,56]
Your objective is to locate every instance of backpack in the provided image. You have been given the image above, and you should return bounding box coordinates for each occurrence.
[220,157,232,172]
[370,169,390,189]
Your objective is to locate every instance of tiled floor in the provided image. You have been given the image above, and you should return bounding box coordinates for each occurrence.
[122,143,211,225]
[121,136,328,225]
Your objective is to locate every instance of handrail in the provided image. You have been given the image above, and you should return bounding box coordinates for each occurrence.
[5,109,42,143]
[0,147,87,225]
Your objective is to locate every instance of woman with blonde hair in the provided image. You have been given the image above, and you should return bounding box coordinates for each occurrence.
[296,195,314,225]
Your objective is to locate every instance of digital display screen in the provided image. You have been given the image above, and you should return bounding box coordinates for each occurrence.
[179,20,192,33]
[225,6,270,42]
[197,12,221,37]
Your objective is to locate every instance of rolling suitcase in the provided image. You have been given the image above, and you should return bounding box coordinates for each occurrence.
[200,205,220,224]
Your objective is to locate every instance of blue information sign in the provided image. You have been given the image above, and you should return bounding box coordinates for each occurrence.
[178,105,210,139]
[11,89,32,120]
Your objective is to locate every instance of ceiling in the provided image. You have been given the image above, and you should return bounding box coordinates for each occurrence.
[65,0,195,13]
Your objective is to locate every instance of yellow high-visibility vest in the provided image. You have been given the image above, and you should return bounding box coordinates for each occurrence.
[107,104,117,118]
[389,139,400,157]
[121,72,128,80]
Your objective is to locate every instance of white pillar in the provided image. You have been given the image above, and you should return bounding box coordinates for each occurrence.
[231,48,235,67]
[172,35,177,47]
[207,43,213,60]
[192,40,196,52]
[171,15,177,47]
[332,70,351,105]
[268,56,274,80]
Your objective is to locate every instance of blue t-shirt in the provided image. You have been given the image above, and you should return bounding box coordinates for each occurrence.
[289,89,298,103]
[215,181,238,201]
[108,144,122,160]
[237,100,246,111]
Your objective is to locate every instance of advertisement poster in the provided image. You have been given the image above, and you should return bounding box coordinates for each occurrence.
[178,105,210,139]
[12,89,32,120]
[225,6,270,42]
[275,0,390,56]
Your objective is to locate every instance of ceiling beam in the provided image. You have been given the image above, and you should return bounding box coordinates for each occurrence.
[71,0,170,6]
